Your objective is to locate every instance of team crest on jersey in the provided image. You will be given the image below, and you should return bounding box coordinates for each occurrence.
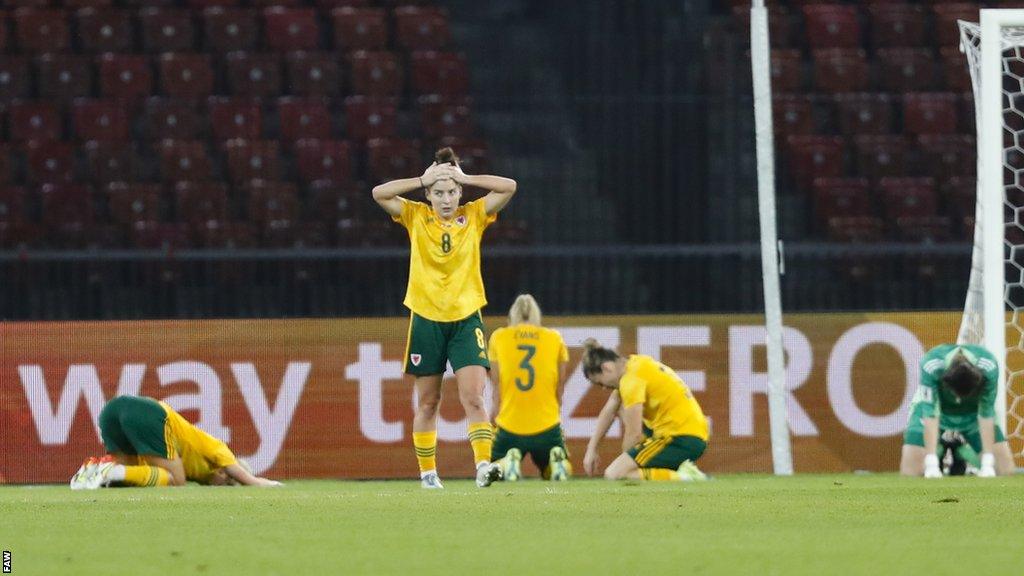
[410,354,422,366]
[455,215,467,227]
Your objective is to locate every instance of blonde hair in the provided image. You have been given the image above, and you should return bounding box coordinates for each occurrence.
[581,338,619,378]
[508,294,541,326]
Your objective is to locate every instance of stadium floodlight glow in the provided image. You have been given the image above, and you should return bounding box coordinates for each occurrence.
[750,0,794,475]
[959,11,1024,467]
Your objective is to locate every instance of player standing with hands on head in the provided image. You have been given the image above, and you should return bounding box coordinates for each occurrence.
[900,344,1015,478]
[372,147,517,489]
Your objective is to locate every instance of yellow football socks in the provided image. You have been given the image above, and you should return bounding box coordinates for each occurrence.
[467,422,494,466]
[413,430,438,474]
[641,468,680,481]
[122,465,171,487]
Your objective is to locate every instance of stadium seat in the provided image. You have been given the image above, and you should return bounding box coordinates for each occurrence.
[853,135,908,179]
[895,215,952,243]
[349,50,403,97]
[98,54,154,100]
[294,139,352,183]
[0,146,11,185]
[75,8,133,53]
[84,141,139,183]
[140,8,196,53]
[158,140,213,182]
[916,134,975,180]
[72,99,131,142]
[344,95,398,140]
[37,54,93,101]
[158,53,215,99]
[409,51,469,96]
[186,0,242,7]
[277,98,332,142]
[802,4,861,50]
[14,9,70,54]
[418,96,474,139]
[0,56,30,99]
[128,221,192,250]
[940,47,971,92]
[959,92,975,133]
[285,51,342,97]
[784,135,846,192]
[225,52,283,97]
[105,182,163,225]
[192,220,258,249]
[208,97,263,141]
[769,50,803,93]
[39,183,94,246]
[826,216,885,243]
[0,186,25,224]
[306,178,362,229]
[812,49,869,94]
[834,93,892,135]
[143,97,202,140]
[731,6,799,48]
[932,4,978,48]
[366,137,421,183]
[173,181,229,229]
[245,180,300,239]
[331,6,388,51]
[436,136,488,173]
[941,176,976,216]
[876,49,938,92]
[878,177,938,220]
[0,11,7,53]
[202,8,258,53]
[812,177,873,225]
[772,94,815,136]
[223,139,281,183]
[868,3,927,49]
[263,7,319,52]
[903,93,958,135]
[26,141,74,184]
[9,101,62,142]
[394,5,451,51]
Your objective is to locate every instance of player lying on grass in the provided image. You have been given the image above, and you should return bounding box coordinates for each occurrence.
[488,294,572,481]
[580,339,709,481]
[900,344,1015,478]
[70,395,282,489]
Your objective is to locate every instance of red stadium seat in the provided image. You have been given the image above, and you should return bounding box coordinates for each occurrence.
[331,6,388,51]
[193,220,257,249]
[223,139,281,183]
[40,183,95,247]
[37,54,93,101]
[903,93,958,135]
[67,0,116,7]
[853,135,908,179]
[942,177,976,238]
[0,57,30,99]
[418,96,474,139]
[784,135,846,192]
[802,5,861,49]
[315,0,373,7]
[878,177,938,220]
[202,7,257,53]
[105,182,163,225]
[294,139,352,183]
[895,215,952,243]
[932,4,978,48]
[394,5,451,51]
[143,98,202,140]
[128,221,192,250]
[941,47,971,92]
[409,51,469,96]
[159,140,213,182]
[835,93,893,135]
[277,97,332,142]
[245,180,300,233]
[812,177,873,224]
[366,137,421,183]
[0,186,25,224]
[868,4,927,48]
[85,141,139,183]
[344,95,397,140]
[0,146,11,185]
[773,94,815,136]
[876,49,938,92]
[10,101,61,142]
[98,54,154,100]
[140,8,195,53]
[306,178,362,229]
[285,51,342,97]
[827,216,885,243]
[26,141,74,184]
[349,50,403,97]
[14,9,70,54]
[158,53,214,99]
[0,11,7,53]
[770,50,803,93]
[731,7,800,48]
[225,52,282,98]
[915,134,975,179]
[72,99,130,142]
[812,49,869,94]
[173,181,229,229]
[208,97,263,141]
[263,7,319,52]
[76,8,133,53]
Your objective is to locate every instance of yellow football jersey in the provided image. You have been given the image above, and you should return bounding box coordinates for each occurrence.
[618,355,709,441]
[159,401,238,484]
[393,197,496,322]
[488,324,569,435]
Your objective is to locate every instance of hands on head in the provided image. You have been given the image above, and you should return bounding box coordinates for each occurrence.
[421,161,466,188]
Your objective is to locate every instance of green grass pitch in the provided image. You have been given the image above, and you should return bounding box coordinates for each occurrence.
[2,475,1023,575]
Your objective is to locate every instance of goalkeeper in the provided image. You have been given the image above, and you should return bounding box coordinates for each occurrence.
[900,344,1015,478]
[70,395,282,489]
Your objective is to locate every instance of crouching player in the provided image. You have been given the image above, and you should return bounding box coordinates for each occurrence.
[70,395,282,489]
[581,339,708,481]
[900,344,1015,478]
[488,294,572,481]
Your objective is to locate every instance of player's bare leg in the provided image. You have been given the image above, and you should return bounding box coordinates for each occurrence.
[603,453,641,480]
[899,445,927,476]
[992,441,1016,476]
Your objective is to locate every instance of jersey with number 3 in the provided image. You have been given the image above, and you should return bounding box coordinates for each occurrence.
[912,344,998,429]
[619,355,709,441]
[393,197,496,322]
[488,324,568,435]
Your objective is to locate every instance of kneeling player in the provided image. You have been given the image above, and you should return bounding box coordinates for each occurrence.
[70,395,281,489]
[900,344,1015,478]
[581,339,709,481]
[488,294,572,480]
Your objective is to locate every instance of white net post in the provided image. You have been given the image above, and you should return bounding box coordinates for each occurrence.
[750,0,793,475]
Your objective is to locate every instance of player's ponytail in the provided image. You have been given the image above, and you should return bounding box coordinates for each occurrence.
[508,294,541,326]
[581,338,619,379]
[435,146,460,166]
